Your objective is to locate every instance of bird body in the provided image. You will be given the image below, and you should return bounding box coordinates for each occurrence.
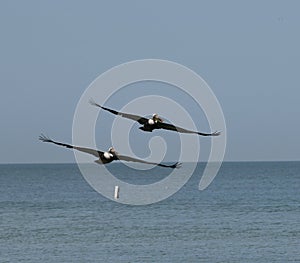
[89,99,220,136]
[39,134,181,169]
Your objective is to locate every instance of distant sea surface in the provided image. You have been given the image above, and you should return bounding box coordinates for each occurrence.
[1,162,299,262]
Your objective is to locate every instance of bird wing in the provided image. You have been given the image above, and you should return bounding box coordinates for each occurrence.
[89,99,149,125]
[39,134,103,157]
[155,122,221,136]
[116,154,181,169]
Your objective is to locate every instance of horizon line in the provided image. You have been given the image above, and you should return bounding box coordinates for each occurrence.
[1,160,300,165]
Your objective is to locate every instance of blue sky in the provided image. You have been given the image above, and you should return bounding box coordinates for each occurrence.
[0,1,299,163]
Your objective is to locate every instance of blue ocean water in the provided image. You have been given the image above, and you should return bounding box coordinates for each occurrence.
[0,162,299,262]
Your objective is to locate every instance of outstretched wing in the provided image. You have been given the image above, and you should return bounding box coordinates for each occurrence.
[156,122,221,136]
[89,99,149,125]
[116,154,181,169]
[39,134,103,157]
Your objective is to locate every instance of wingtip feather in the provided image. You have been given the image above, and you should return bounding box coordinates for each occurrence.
[39,133,52,143]
[212,131,221,136]
[175,162,182,169]
[89,98,101,108]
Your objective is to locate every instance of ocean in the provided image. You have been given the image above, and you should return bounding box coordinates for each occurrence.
[0,162,299,262]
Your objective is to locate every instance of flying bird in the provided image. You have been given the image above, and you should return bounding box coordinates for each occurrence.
[39,134,181,169]
[90,99,220,136]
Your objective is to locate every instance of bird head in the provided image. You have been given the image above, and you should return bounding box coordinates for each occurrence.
[108,147,117,155]
[152,113,163,123]
[108,147,115,153]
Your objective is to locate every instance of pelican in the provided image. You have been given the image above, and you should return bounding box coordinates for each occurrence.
[39,134,181,168]
[90,99,220,136]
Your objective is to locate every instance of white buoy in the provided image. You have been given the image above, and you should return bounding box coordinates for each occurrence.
[114,186,120,199]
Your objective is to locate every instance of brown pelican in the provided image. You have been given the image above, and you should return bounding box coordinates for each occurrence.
[89,99,220,136]
[39,134,181,168]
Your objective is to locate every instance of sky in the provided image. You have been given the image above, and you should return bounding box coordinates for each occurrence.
[0,0,299,163]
